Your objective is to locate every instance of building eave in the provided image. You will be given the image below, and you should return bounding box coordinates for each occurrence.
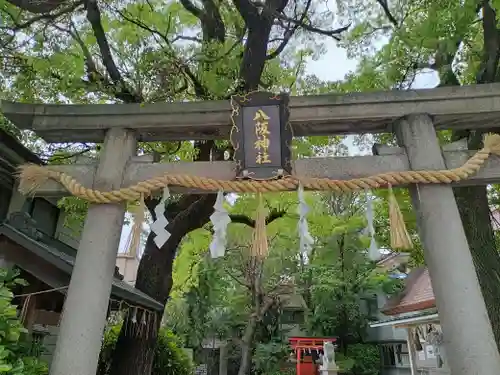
[0,223,164,312]
[370,312,439,328]
[381,299,436,316]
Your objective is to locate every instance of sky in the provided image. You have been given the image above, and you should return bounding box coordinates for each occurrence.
[117,34,441,255]
[304,39,440,157]
[306,40,440,86]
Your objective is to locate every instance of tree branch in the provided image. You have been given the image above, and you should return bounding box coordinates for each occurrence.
[250,1,349,41]
[229,208,287,228]
[6,0,68,14]
[10,0,83,31]
[258,296,276,318]
[49,21,140,103]
[178,0,203,19]
[278,15,350,40]
[224,267,252,290]
[375,0,398,27]
[200,0,226,42]
[85,0,142,103]
[114,6,212,99]
[232,0,259,24]
[51,22,98,74]
[266,0,311,60]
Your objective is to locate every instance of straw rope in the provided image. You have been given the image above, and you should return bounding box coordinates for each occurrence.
[17,134,500,204]
[251,193,269,258]
[388,184,412,249]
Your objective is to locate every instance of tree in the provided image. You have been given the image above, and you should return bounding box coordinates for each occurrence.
[165,192,300,375]
[301,192,402,351]
[1,1,350,374]
[98,324,193,375]
[166,191,400,375]
[335,0,500,348]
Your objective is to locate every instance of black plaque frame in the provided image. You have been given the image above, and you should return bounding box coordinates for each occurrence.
[230,92,292,180]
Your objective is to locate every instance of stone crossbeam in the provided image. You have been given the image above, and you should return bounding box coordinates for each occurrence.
[3,83,500,142]
[29,149,500,196]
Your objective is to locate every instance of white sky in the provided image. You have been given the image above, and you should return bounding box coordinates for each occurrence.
[118,31,441,255]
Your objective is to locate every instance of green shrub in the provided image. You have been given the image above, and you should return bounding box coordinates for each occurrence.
[346,343,380,375]
[99,324,193,375]
[253,340,291,374]
[0,268,48,375]
[263,369,294,375]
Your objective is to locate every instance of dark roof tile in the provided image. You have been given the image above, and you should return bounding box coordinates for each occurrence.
[382,267,435,315]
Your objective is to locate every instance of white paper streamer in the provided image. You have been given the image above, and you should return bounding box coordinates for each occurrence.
[365,188,380,261]
[209,191,231,258]
[151,187,171,248]
[297,184,314,255]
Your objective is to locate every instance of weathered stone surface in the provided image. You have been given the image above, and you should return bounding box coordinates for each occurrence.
[27,149,500,195]
[4,83,500,142]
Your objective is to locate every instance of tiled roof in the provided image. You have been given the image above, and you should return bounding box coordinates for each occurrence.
[0,218,163,312]
[381,267,436,315]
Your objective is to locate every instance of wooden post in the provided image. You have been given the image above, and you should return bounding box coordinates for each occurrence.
[20,295,38,333]
[219,343,228,375]
[395,114,500,375]
[406,328,418,375]
[296,349,301,375]
[49,128,136,375]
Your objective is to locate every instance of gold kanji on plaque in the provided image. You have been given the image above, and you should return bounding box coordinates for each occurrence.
[230,91,292,180]
[254,109,271,164]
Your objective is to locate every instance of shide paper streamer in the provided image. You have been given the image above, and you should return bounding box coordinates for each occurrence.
[151,187,171,248]
[209,191,231,258]
[364,188,380,261]
[297,183,314,255]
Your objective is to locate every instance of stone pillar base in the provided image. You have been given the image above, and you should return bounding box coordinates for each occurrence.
[319,365,338,375]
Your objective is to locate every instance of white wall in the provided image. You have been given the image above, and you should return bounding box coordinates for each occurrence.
[115,255,139,285]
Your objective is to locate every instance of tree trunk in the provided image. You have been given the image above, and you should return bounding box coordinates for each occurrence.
[107,1,285,372]
[452,133,500,350]
[239,23,272,91]
[448,5,500,345]
[238,317,258,375]
[108,194,217,375]
[436,11,500,345]
[107,235,177,375]
[104,309,162,375]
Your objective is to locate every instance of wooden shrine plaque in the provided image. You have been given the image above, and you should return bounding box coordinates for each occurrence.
[230,92,292,180]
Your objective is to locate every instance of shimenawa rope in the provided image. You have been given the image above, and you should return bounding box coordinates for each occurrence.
[16,133,500,250]
[17,134,500,203]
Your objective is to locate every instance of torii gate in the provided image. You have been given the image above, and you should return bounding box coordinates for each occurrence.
[3,84,500,375]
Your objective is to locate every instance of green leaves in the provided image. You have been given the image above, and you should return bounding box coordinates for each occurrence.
[99,324,193,375]
[253,340,290,374]
[0,268,48,375]
[166,191,402,375]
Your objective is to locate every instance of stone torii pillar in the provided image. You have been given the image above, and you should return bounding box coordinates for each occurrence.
[49,128,137,375]
[395,114,500,375]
